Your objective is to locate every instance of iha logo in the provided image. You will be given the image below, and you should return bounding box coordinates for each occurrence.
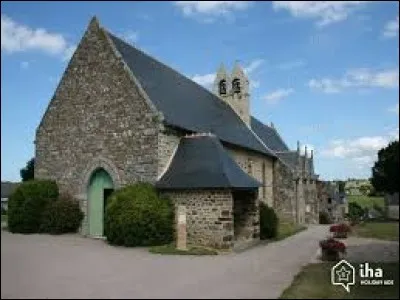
[331,260,355,292]
[359,263,394,286]
[331,260,394,292]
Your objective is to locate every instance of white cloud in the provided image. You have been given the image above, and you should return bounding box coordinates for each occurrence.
[250,80,260,89]
[174,1,252,22]
[321,135,392,163]
[383,16,399,38]
[299,143,315,157]
[277,59,306,70]
[262,88,294,104]
[388,103,399,115]
[62,45,77,62]
[1,14,74,61]
[244,59,264,74]
[192,72,216,87]
[20,61,29,69]
[272,1,366,27]
[308,68,399,93]
[121,30,139,44]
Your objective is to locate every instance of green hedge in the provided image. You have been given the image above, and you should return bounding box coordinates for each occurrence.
[319,211,332,224]
[40,194,84,234]
[260,202,279,240]
[104,182,175,247]
[8,180,59,233]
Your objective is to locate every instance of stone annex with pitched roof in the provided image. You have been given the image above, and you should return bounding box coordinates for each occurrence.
[35,17,320,249]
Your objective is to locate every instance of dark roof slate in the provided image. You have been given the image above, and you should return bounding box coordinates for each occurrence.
[276,151,298,169]
[156,135,262,190]
[107,32,275,158]
[250,117,289,152]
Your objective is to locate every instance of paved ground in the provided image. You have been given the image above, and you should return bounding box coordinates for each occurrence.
[1,225,328,299]
[345,236,399,262]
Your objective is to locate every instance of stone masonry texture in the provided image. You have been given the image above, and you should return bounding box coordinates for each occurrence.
[163,190,234,249]
[34,19,159,234]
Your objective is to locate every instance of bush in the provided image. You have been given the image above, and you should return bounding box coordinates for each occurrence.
[348,202,365,222]
[104,182,175,247]
[8,180,58,233]
[330,223,351,233]
[259,202,278,240]
[319,211,332,224]
[40,194,84,234]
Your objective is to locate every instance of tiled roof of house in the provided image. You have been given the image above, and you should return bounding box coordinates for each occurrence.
[156,134,262,189]
[107,32,276,158]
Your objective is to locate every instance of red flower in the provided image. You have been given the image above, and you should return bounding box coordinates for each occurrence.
[329,223,351,233]
[319,238,346,253]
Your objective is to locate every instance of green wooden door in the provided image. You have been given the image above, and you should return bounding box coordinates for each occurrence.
[88,169,114,237]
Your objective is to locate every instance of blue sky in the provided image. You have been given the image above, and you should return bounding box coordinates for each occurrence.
[1,1,399,182]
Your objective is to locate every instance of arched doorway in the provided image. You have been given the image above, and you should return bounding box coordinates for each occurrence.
[87,168,114,237]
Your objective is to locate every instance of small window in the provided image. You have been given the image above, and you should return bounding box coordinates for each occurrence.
[232,78,240,93]
[328,197,332,204]
[219,79,227,95]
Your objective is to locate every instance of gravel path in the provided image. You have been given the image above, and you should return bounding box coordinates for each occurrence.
[1,225,328,299]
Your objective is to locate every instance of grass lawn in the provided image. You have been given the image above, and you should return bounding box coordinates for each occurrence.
[347,195,385,210]
[149,243,219,255]
[352,222,399,241]
[275,222,307,241]
[280,262,399,299]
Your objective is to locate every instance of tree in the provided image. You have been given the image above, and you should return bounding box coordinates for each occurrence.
[371,140,399,194]
[20,158,35,182]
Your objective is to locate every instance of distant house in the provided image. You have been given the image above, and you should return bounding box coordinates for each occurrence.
[1,182,19,211]
[385,192,399,220]
[317,181,348,223]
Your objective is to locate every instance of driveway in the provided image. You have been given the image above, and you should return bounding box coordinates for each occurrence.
[1,225,328,299]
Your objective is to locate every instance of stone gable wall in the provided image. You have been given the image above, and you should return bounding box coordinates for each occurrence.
[225,146,274,207]
[34,21,160,233]
[157,127,184,177]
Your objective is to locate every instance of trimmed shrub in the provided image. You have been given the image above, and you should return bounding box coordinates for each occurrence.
[319,211,332,224]
[259,202,278,240]
[104,182,175,247]
[8,180,58,233]
[40,194,84,234]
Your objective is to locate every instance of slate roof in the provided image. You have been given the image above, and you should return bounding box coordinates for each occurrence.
[250,117,289,152]
[1,182,19,198]
[107,32,276,158]
[275,151,298,169]
[156,135,262,190]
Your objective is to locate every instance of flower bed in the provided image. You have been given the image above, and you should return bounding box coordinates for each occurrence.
[319,238,346,261]
[329,223,351,238]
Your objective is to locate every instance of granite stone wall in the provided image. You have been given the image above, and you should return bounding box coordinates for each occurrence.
[163,189,234,249]
[232,190,260,242]
[273,159,296,223]
[225,146,274,207]
[157,126,183,177]
[34,19,160,234]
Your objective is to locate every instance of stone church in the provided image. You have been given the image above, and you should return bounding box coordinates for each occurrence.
[34,17,319,249]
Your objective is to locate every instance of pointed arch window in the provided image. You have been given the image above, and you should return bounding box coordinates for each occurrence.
[219,79,227,95]
[232,78,241,93]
